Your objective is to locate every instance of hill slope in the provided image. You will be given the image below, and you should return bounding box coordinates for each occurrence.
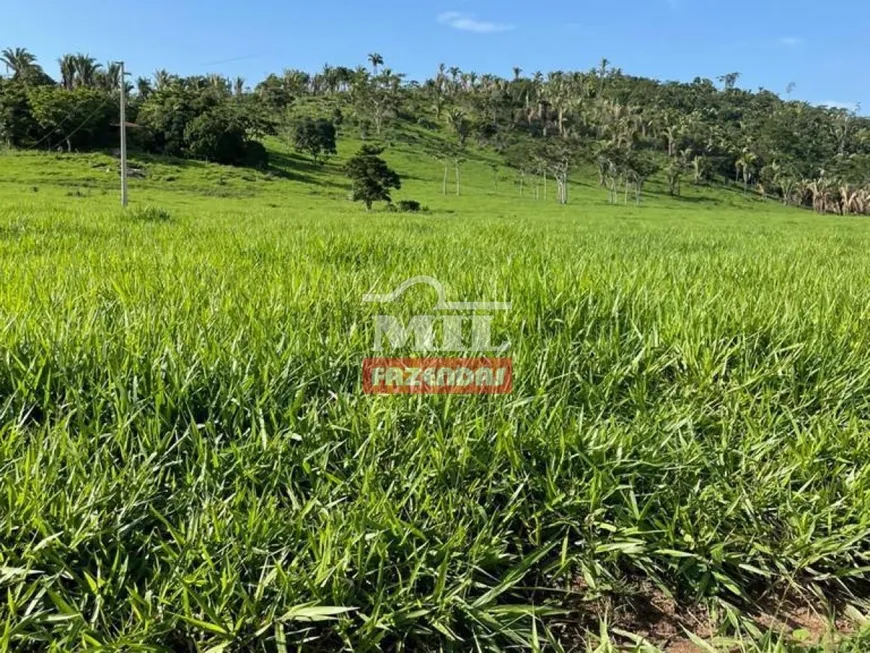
[1,115,785,221]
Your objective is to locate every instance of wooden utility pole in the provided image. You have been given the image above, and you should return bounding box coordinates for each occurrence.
[119,61,127,207]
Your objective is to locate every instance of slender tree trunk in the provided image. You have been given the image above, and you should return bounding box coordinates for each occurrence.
[442,163,448,195]
[455,162,460,196]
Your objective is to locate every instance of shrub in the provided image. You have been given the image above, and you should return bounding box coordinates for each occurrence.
[292,117,336,165]
[397,200,422,213]
[126,206,172,222]
[242,140,269,169]
[184,109,248,165]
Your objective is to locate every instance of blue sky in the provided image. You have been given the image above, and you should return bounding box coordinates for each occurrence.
[2,0,866,112]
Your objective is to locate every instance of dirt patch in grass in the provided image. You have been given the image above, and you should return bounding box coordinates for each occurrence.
[552,578,862,651]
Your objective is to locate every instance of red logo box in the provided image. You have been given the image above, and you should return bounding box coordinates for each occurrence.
[363,358,513,394]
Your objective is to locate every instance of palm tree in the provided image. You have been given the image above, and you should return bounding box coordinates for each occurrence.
[368,53,384,76]
[234,76,245,97]
[206,73,230,94]
[1,47,37,77]
[597,57,609,94]
[432,95,446,120]
[769,162,796,205]
[99,61,121,92]
[448,66,461,91]
[153,69,173,92]
[58,54,76,90]
[136,77,153,99]
[334,67,353,92]
[734,148,757,194]
[435,62,447,92]
[72,54,101,88]
[692,155,708,184]
[512,67,523,81]
[855,187,869,215]
[802,179,820,213]
[446,108,468,146]
[546,72,572,138]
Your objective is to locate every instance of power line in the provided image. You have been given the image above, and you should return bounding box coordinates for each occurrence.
[24,103,83,150]
[26,95,112,152]
[198,52,273,68]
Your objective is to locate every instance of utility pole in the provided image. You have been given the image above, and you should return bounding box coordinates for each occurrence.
[119,61,128,207]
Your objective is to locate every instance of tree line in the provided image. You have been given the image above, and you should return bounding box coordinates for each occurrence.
[2,47,870,214]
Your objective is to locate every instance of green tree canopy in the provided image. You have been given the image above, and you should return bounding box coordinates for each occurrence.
[344,145,401,210]
[292,117,337,164]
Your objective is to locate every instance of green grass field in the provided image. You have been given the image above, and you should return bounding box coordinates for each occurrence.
[2,135,870,651]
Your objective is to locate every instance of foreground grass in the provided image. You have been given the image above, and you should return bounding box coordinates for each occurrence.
[1,145,870,650]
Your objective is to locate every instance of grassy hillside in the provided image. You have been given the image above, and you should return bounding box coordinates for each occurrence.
[1,117,777,215]
[1,135,870,651]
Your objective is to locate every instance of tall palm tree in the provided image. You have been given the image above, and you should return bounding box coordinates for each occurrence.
[367,53,384,76]
[446,108,468,146]
[448,66,461,91]
[58,54,76,90]
[735,148,758,194]
[136,77,153,99]
[435,63,447,92]
[431,95,446,120]
[72,54,101,88]
[234,76,245,97]
[512,67,523,81]
[1,47,37,77]
[99,61,121,92]
[320,64,338,94]
[153,69,173,92]
[206,73,230,94]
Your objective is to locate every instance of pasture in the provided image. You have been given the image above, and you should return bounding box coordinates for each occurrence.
[1,141,870,651]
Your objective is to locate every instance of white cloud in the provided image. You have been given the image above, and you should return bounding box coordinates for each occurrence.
[437,11,515,34]
[820,100,859,112]
[778,36,804,47]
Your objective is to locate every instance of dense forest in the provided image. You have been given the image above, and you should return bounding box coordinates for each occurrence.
[2,47,870,214]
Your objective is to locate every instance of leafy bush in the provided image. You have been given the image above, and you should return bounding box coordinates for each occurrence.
[242,141,269,169]
[397,200,421,213]
[183,108,248,165]
[126,206,172,222]
[136,86,263,166]
[292,117,336,164]
[27,86,116,151]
